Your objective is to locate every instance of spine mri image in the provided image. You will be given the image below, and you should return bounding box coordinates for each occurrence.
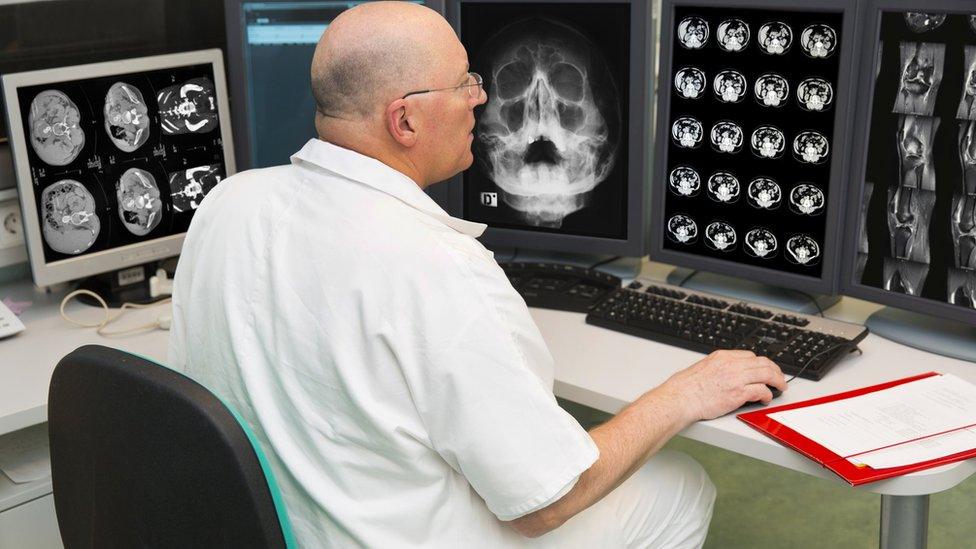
[104,82,150,152]
[157,77,219,135]
[28,90,86,166]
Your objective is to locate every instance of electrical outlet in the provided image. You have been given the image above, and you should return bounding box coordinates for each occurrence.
[0,201,24,249]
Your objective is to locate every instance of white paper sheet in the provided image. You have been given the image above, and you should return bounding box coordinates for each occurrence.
[849,428,976,469]
[0,423,51,484]
[768,374,976,460]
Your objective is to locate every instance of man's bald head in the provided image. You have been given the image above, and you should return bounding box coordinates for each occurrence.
[311,2,459,120]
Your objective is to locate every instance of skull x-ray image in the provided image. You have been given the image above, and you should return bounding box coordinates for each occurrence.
[750,125,785,159]
[789,183,825,216]
[800,24,837,58]
[713,70,747,103]
[747,177,782,210]
[948,268,976,308]
[104,82,150,152]
[707,172,739,203]
[672,116,703,148]
[897,115,940,191]
[716,19,750,52]
[711,120,743,153]
[675,67,706,99]
[797,78,833,111]
[793,131,829,164]
[754,73,788,107]
[40,179,100,255]
[785,235,821,265]
[904,12,947,33]
[893,42,945,116]
[960,121,976,195]
[669,166,701,197]
[744,228,778,258]
[758,22,792,55]
[883,258,929,296]
[887,185,936,263]
[667,214,698,244]
[705,221,737,251]
[957,46,976,121]
[677,16,709,49]
[952,193,976,270]
[28,90,86,166]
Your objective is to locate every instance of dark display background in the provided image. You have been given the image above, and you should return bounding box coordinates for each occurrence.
[16,63,226,263]
[859,12,976,304]
[662,6,844,278]
[460,2,630,240]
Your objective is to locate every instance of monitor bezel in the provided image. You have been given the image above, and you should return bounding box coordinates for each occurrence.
[1,48,236,288]
[224,0,448,172]
[840,0,976,326]
[649,0,860,295]
[443,0,652,257]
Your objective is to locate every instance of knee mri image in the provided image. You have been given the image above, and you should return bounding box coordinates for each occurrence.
[16,64,227,263]
[856,12,976,309]
[460,2,630,239]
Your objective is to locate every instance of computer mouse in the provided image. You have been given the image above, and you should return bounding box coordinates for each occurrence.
[766,384,783,399]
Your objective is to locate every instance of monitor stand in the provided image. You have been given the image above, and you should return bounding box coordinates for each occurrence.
[665,267,839,315]
[866,307,976,363]
[74,261,172,308]
[492,248,642,280]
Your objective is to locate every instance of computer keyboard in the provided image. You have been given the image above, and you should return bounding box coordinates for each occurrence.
[586,278,868,380]
[500,262,622,313]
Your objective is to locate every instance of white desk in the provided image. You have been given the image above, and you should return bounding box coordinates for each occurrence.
[1,267,973,549]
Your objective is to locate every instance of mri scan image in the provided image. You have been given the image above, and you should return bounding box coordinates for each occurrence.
[785,234,821,265]
[28,90,85,166]
[952,193,976,270]
[747,177,781,210]
[710,120,743,154]
[887,185,936,263]
[669,166,701,197]
[667,214,698,244]
[797,78,833,111]
[754,73,788,107]
[971,15,976,35]
[957,46,976,121]
[169,165,223,212]
[960,122,976,195]
[40,179,100,255]
[115,168,162,236]
[713,70,747,103]
[793,131,829,164]
[707,172,739,203]
[472,17,622,228]
[675,67,706,99]
[856,182,874,282]
[677,16,709,49]
[750,125,785,159]
[671,116,703,148]
[704,221,736,251]
[883,257,929,296]
[893,42,945,117]
[800,24,837,59]
[103,82,150,152]
[898,115,940,191]
[744,228,778,258]
[716,19,750,52]
[948,268,976,308]
[789,183,825,215]
[757,21,792,55]
[157,77,219,135]
[904,12,947,33]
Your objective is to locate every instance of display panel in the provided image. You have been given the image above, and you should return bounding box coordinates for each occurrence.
[846,5,976,322]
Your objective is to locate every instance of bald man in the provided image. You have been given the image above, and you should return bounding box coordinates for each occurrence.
[168,2,786,547]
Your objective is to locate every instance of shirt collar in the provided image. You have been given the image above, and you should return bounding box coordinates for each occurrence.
[291,138,487,238]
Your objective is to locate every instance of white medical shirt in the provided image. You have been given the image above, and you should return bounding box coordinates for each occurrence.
[168,139,599,548]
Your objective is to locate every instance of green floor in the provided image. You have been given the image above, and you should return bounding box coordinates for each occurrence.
[557,399,976,549]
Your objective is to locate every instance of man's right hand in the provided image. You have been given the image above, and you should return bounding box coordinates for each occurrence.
[662,350,787,421]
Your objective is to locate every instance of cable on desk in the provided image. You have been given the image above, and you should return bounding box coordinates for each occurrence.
[784,344,862,384]
[590,255,622,269]
[60,290,171,337]
[790,289,825,317]
[676,270,699,287]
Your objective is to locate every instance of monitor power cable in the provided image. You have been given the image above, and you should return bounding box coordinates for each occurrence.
[59,269,174,337]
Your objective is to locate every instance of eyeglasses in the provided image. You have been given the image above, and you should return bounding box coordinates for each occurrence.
[401,72,484,100]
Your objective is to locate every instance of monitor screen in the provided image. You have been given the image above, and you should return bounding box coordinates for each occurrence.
[847,9,976,320]
[2,49,235,287]
[459,1,631,241]
[651,1,856,294]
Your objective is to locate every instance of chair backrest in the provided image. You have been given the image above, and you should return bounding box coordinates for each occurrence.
[48,344,295,548]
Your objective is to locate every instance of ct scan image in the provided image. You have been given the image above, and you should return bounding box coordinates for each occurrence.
[40,179,100,254]
[116,167,162,236]
[168,165,224,212]
[104,82,150,152]
[28,90,86,166]
[157,77,219,135]
[462,2,630,239]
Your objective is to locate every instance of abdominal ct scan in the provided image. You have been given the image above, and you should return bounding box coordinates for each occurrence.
[157,77,219,135]
[116,168,162,236]
[29,90,86,166]
[169,165,223,212]
[104,82,150,152]
[40,179,100,254]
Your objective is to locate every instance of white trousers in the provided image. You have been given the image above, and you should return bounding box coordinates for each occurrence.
[527,449,716,549]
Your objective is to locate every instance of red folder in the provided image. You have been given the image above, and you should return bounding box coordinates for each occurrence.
[738,372,976,486]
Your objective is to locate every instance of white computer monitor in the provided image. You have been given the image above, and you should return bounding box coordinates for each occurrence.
[2,49,235,290]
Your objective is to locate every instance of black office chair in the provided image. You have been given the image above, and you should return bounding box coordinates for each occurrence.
[48,344,297,548]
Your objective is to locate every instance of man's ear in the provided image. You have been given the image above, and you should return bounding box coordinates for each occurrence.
[386,98,419,147]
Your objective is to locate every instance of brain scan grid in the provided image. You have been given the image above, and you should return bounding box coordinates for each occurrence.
[15,63,226,262]
[664,6,844,278]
